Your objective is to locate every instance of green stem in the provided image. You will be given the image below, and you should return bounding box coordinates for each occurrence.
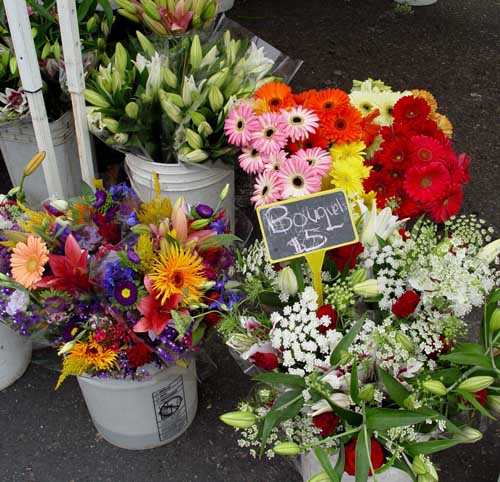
[446,366,480,393]
[304,426,362,450]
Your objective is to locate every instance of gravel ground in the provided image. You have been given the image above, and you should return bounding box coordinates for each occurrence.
[1,0,500,481]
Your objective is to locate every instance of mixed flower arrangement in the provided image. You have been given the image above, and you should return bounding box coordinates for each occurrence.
[0,163,238,386]
[219,204,500,481]
[224,79,469,223]
[84,19,299,163]
[0,0,113,123]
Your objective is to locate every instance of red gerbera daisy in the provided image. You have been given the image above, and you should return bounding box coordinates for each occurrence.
[393,95,431,124]
[403,161,451,203]
[323,105,363,144]
[427,184,463,222]
[409,135,446,164]
[364,169,399,206]
[378,138,412,170]
[305,88,350,116]
[396,195,423,219]
[446,151,471,184]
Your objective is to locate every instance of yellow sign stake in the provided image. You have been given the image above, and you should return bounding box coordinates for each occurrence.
[305,249,326,306]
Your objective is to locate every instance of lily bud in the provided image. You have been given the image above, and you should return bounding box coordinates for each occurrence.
[87,15,97,33]
[220,183,230,201]
[111,70,122,94]
[273,442,301,456]
[353,279,380,298]
[112,133,129,145]
[478,239,500,265]
[84,89,110,108]
[201,0,217,20]
[186,128,204,150]
[185,149,209,163]
[189,35,202,70]
[9,56,17,75]
[103,118,120,134]
[125,102,139,120]
[220,411,256,429]
[136,31,156,59]
[489,307,500,333]
[41,42,51,60]
[52,40,61,61]
[350,268,366,286]
[162,67,178,89]
[143,0,162,20]
[198,121,213,137]
[23,151,46,177]
[142,15,169,35]
[307,472,331,482]
[208,85,224,112]
[453,426,483,444]
[395,332,414,352]
[359,383,375,402]
[160,96,182,123]
[422,380,447,396]
[412,455,428,476]
[457,376,494,393]
[487,395,500,415]
[277,266,298,298]
[200,45,219,69]
[49,200,69,212]
[191,111,206,127]
[163,93,184,108]
[191,219,211,230]
[117,8,141,23]
[131,224,152,235]
[115,0,138,13]
[207,68,228,88]
[114,43,128,74]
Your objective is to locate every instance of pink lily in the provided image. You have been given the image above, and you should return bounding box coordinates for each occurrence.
[158,1,193,34]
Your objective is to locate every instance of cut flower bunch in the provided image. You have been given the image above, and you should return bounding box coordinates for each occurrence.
[220,206,500,481]
[225,78,469,222]
[0,167,238,386]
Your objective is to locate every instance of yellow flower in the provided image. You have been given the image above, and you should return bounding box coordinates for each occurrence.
[17,201,53,235]
[434,113,453,137]
[149,242,207,305]
[329,156,370,196]
[135,233,156,272]
[56,335,119,389]
[330,141,366,164]
[136,173,172,226]
[10,236,49,289]
[412,89,438,114]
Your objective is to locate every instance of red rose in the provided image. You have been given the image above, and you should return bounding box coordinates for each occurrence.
[328,242,364,272]
[344,438,385,476]
[391,291,421,318]
[253,352,279,371]
[316,305,338,335]
[205,312,222,327]
[312,412,339,437]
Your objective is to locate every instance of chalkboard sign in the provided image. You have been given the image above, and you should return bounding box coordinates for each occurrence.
[257,189,359,263]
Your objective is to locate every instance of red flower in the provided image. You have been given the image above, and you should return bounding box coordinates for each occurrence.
[378,138,412,170]
[360,109,381,147]
[409,135,446,164]
[323,105,363,144]
[313,412,339,437]
[364,170,398,206]
[36,234,92,292]
[95,213,121,244]
[448,152,470,184]
[317,305,338,334]
[344,438,385,476]
[127,342,153,370]
[391,291,421,318]
[427,184,463,223]
[393,96,431,125]
[328,242,364,272]
[473,388,488,406]
[403,161,451,203]
[205,312,222,327]
[396,196,423,219]
[253,352,279,371]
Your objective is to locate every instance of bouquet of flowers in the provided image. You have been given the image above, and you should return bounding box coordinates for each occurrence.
[115,0,218,36]
[0,0,113,123]
[219,205,500,481]
[0,168,238,386]
[224,79,468,223]
[84,17,301,163]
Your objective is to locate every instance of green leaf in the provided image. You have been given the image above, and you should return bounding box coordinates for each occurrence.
[311,389,363,427]
[252,372,306,389]
[392,458,417,482]
[171,310,192,339]
[272,389,304,411]
[440,352,491,369]
[97,0,114,26]
[365,408,436,431]
[259,410,280,456]
[350,361,360,404]
[314,447,339,482]
[191,323,205,346]
[457,390,496,420]
[404,439,462,457]
[30,2,57,23]
[77,0,96,22]
[81,182,96,204]
[334,443,345,481]
[258,291,285,307]
[420,367,462,386]
[378,367,411,407]
[452,342,485,354]
[355,428,369,482]
[290,258,305,293]
[330,318,364,366]
[199,234,241,251]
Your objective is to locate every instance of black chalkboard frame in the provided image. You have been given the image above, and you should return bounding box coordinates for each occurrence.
[256,188,359,263]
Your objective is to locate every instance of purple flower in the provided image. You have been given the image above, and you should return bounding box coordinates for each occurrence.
[74,226,102,251]
[196,204,214,219]
[44,296,69,315]
[62,319,82,342]
[127,211,139,227]
[114,280,138,306]
[94,190,107,209]
[210,219,227,234]
[127,250,140,264]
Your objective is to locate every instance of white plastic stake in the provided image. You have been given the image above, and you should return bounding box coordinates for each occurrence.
[3,0,65,198]
[56,0,95,185]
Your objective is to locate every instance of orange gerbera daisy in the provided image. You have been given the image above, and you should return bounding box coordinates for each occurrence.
[360,109,381,147]
[293,89,318,106]
[304,88,350,117]
[323,105,363,144]
[254,82,296,112]
[10,236,49,289]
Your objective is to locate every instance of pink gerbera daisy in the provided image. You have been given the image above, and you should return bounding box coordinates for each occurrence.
[278,157,322,198]
[263,150,289,173]
[281,106,319,142]
[251,170,283,207]
[250,112,288,155]
[403,161,451,203]
[239,147,265,174]
[224,103,259,147]
[291,147,331,177]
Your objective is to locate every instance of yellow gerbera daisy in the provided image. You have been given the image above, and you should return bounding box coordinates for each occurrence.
[412,89,438,114]
[330,141,366,163]
[434,113,453,138]
[149,242,207,305]
[10,235,49,289]
[329,157,370,196]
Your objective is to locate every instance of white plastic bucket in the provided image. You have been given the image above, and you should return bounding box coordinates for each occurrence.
[300,451,411,482]
[394,0,437,5]
[0,322,32,390]
[0,111,82,206]
[217,0,235,12]
[77,360,198,450]
[125,153,235,228]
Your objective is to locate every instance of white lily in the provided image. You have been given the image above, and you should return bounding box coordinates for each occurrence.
[310,393,351,416]
[360,200,407,247]
[478,238,500,265]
